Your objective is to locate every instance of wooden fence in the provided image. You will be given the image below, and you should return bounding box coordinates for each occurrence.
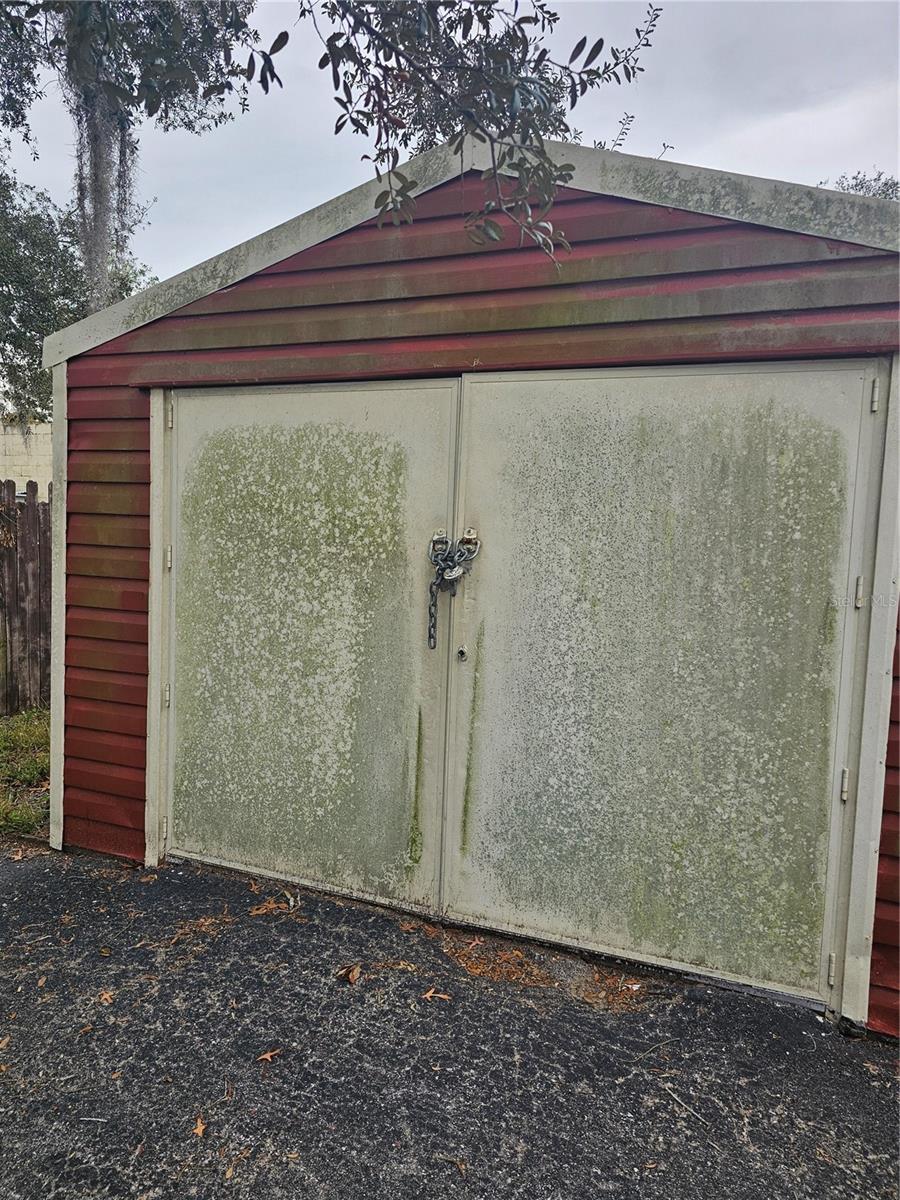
[0,480,51,715]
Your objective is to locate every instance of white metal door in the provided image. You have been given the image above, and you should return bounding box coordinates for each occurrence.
[166,380,459,910]
[441,362,880,999]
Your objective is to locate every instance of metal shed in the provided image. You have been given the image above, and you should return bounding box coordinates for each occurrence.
[43,140,899,1032]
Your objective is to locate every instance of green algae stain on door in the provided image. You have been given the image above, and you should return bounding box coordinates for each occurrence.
[443,365,866,996]
[169,382,459,908]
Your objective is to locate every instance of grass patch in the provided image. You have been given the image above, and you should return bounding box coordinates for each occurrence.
[0,708,50,836]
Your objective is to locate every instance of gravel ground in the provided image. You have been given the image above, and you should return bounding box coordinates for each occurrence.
[0,838,896,1200]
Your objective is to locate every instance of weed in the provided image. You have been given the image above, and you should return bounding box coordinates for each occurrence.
[0,708,50,836]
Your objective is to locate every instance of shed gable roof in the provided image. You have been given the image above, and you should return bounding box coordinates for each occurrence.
[43,138,899,369]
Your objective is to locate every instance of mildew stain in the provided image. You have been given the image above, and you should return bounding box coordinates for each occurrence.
[406,708,425,874]
[461,387,850,991]
[460,620,485,856]
[173,420,419,900]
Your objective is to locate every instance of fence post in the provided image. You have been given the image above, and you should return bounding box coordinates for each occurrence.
[0,479,52,716]
[0,480,18,716]
[0,484,9,717]
[19,482,41,709]
[39,482,52,707]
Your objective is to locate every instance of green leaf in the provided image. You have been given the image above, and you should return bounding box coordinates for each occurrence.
[583,37,605,69]
[569,36,587,64]
[269,30,289,56]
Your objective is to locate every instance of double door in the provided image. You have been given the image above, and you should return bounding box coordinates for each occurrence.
[164,362,883,1001]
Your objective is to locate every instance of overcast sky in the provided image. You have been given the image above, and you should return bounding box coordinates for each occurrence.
[9,0,899,282]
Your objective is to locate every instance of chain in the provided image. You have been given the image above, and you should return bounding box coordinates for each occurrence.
[427,533,480,649]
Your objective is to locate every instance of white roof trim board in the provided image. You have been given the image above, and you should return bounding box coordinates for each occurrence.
[43,137,899,368]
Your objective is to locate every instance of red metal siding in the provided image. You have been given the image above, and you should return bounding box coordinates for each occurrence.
[63,387,150,858]
[63,177,899,906]
[869,618,900,1037]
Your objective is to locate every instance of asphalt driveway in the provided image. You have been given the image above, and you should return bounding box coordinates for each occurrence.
[0,837,896,1200]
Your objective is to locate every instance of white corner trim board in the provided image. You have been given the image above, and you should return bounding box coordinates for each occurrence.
[840,353,900,1023]
[42,138,898,370]
[49,362,67,852]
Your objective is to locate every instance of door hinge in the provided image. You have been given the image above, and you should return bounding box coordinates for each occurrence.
[854,576,864,609]
[827,952,836,987]
[840,766,850,804]
[164,682,171,707]
[165,544,172,570]
[166,402,174,430]
[870,378,880,413]
[161,816,168,843]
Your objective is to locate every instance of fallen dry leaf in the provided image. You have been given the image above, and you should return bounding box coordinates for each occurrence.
[436,1154,467,1176]
[98,990,115,1006]
[370,960,417,974]
[226,1148,251,1177]
[139,874,157,884]
[247,879,261,894]
[256,1048,282,1063]
[285,1152,300,1162]
[169,911,236,945]
[99,947,111,957]
[37,976,47,989]
[249,896,289,917]
[77,1024,93,1036]
[398,920,418,933]
[0,1036,9,1052]
[422,987,451,1002]
[192,1114,206,1138]
[336,963,362,985]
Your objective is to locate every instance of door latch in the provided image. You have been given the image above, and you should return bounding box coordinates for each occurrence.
[427,528,480,649]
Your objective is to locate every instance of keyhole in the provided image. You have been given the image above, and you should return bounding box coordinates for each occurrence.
[457,646,468,663]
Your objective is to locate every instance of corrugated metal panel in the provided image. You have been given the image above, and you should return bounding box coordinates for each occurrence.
[63,175,899,866]
[869,619,900,1037]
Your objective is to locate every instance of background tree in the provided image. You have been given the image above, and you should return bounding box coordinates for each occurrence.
[0,165,152,423]
[0,1,261,309]
[0,0,661,291]
[820,168,898,202]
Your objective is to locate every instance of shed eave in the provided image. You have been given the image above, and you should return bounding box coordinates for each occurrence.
[43,136,899,369]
